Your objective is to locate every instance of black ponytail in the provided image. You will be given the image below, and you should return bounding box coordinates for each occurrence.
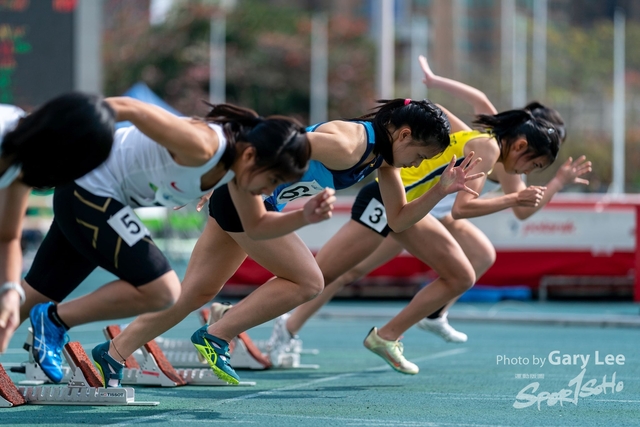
[352,98,450,165]
[473,109,560,164]
[203,102,310,181]
[524,101,566,142]
[2,92,115,189]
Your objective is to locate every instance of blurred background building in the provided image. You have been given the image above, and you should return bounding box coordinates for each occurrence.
[2,0,639,191]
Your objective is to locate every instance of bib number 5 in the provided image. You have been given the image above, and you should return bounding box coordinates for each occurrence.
[107,206,149,247]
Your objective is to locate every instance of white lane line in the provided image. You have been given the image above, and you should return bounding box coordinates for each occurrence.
[213,347,469,405]
[110,348,469,426]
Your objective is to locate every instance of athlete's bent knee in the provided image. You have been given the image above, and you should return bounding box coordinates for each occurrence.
[445,266,476,296]
[144,282,181,311]
[477,247,496,275]
[299,268,325,301]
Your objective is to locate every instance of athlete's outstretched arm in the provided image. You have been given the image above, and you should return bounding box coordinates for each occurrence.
[229,183,336,240]
[0,181,30,353]
[378,154,484,233]
[105,97,217,166]
[419,55,498,116]
[496,156,592,220]
[446,138,545,219]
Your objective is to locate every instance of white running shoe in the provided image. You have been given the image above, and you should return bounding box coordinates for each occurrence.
[265,314,295,353]
[363,327,419,375]
[417,312,467,343]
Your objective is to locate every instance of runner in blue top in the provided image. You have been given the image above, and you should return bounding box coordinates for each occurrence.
[265,120,382,211]
[100,98,485,386]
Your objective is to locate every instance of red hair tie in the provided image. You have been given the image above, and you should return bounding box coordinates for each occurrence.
[404,98,411,106]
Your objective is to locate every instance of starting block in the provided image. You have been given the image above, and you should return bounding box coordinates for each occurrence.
[0,363,26,407]
[104,325,255,387]
[254,337,319,356]
[14,342,158,406]
[159,308,272,370]
[159,307,318,370]
[203,304,319,357]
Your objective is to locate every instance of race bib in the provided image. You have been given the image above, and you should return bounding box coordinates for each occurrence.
[275,180,325,204]
[359,198,388,232]
[107,206,150,247]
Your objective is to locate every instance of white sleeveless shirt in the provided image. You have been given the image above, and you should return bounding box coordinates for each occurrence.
[0,104,26,188]
[76,121,234,208]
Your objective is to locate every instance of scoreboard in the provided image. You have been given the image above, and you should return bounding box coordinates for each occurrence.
[0,0,77,109]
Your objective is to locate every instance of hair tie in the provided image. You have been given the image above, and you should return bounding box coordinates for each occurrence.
[404,99,411,106]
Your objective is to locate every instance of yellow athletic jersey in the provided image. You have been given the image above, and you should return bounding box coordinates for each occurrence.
[401,130,491,202]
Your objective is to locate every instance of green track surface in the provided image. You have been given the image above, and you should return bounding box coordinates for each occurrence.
[1,269,639,426]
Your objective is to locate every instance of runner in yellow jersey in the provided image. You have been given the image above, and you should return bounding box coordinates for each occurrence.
[254,55,590,375]
[401,130,492,203]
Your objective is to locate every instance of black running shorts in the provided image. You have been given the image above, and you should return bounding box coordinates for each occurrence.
[208,184,277,233]
[25,183,172,302]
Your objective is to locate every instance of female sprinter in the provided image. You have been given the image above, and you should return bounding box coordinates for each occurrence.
[0,93,115,354]
[20,98,328,385]
[267,57,591,364]
[263,58,579,375]
[98,98,484,386]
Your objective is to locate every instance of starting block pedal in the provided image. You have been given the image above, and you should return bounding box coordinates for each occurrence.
[0,363,26,407]
[16,342,158,406]
[160,332,272,370]
[104,325,255,387]
[158,306,317,370]
[205,303,319,356]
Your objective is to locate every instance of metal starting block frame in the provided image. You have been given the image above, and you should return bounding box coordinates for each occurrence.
[16,342,158,406]
[200,305,319,356]
[254,338,320,356]
[158,336,319,370]
[156,329,318,370]
[103,326,255,387]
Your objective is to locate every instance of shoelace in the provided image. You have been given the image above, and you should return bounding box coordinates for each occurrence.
[203,335,231,364]
[391,341,404,356]
[34,317,68,362]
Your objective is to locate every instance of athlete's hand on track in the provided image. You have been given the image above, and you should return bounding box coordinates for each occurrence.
[437,152,485,197]
[303,188,336,224]
[555,156,592,187]
[0,290,20,353]
[419,55,437,87]
[516,186,546,207]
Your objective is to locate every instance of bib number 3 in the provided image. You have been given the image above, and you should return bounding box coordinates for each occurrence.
[107,206,149,247]
[359,198,388,233]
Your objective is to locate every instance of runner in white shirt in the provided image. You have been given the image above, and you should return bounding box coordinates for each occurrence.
[19,98,334,386]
